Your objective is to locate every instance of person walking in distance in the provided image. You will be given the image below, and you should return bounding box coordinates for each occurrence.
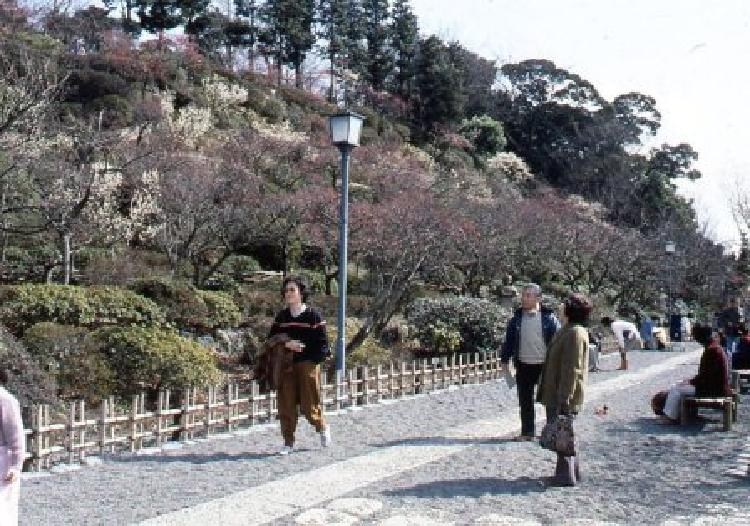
[500,283,561,440]
[268,276,331,455]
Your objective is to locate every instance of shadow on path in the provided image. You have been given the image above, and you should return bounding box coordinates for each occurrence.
[106,449,302,464]
[605,415,732,437]
[382,476,546,498]
[371,436,524,448]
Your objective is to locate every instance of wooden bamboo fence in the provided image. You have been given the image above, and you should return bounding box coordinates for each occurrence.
[22,351,502,470]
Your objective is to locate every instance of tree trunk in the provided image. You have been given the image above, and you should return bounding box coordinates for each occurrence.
[295,62,303,89]
[329,60,336,102]
[324,267,337,296]
[0,189,6,263]
[282,240,289,277]
[346,280,410,352]
[192,261,202,287]
[63,232,72,285]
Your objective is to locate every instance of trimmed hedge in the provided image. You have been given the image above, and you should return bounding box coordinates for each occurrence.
[23,322,114,401]
[129,278,242,331]
[405,297,510,354]
[0,284,165,335]
[0,326,58,406]
[87,326,221,395]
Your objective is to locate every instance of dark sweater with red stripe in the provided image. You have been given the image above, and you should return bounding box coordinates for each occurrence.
[268,307,329,364]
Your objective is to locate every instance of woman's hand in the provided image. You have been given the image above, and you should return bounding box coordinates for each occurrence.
[285,340,305,353]
[4,469,19,483]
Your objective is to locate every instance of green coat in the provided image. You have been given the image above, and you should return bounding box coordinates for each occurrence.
[537,323,589,413]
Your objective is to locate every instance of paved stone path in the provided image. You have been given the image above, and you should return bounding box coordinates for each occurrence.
[19,349,750,525]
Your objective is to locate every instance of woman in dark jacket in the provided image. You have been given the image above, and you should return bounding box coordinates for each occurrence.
[267,276,331,455]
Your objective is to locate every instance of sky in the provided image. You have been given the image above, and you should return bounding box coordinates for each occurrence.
[409,0,750,247]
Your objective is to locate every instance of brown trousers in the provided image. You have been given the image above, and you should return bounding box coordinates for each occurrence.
[277,361,325,446]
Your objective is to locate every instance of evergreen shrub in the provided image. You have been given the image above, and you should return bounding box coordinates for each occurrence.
[0,284,165,335]
[405,297,510,354]
[129,278,242,331]
[86,326,221,395]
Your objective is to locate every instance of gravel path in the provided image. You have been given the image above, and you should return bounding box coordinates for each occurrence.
[21,349,750,526]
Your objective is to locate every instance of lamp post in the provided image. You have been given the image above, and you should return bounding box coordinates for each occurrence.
[328,111,364,375]
[665,241,678,344]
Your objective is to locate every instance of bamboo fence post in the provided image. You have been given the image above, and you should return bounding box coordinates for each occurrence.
[225,384,234,432]
[375,365,383,403]
[249,381,259,425]
[32,405,43,471]
[205,386,214,437]
[319,370,327,412]
[67,400,76,464]
[348,368,356,408]
[78,399,86,462]
[180,389,189,442]
[335,370,342,412]
[362,365,370,405]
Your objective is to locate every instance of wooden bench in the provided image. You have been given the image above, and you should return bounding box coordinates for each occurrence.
[732,369,750,394]
[681,396,734,431]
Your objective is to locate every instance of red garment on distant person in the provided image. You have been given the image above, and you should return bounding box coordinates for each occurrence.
[689,339,732,397]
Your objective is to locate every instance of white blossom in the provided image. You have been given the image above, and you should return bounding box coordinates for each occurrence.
[486,152,534,182]
[201,75,248,108]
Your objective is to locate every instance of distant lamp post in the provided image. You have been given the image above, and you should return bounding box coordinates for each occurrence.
[665,241,679,342]
[328,111,364,374]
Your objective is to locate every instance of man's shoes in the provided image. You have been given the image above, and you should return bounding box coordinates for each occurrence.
[320,426,332,447]
[279,445,294,456]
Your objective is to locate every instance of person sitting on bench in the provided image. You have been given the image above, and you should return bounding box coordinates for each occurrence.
[662,324,731,422]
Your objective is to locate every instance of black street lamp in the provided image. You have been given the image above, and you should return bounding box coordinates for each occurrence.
[665,241,680,344]
[328,111,364,375]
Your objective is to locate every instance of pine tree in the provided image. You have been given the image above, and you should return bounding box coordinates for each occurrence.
[136,0,185,45]
[260,0,315,88]
[391,0,418,99]
[317,0,350,101]
[343,0,367,79]
[361,0,392,91]
[413,35,464,132]
[283,0,315,88]
[233,0,264,68]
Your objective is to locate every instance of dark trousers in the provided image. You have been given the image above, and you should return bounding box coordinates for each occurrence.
[516,361,545,436]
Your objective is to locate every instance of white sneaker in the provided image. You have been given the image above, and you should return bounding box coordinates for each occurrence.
[279,445,293,456]
[320,427,332,448]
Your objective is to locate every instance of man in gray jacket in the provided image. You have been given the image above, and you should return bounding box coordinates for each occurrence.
[500,283,560,440]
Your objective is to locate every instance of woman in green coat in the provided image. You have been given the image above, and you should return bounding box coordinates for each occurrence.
[537,293,592,487]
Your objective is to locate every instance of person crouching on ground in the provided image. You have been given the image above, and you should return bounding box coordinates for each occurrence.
[537,293,592,487]
[662,325,731,422]
[0,367,25,526]
[601,316,642,371]
[268,276,331,455]
[500,283,560,441]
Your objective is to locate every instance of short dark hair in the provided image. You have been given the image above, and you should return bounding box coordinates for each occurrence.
[281,275,311,303]
[692,324,713,346]
[565,293,593,324]
[600,316,613,327]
